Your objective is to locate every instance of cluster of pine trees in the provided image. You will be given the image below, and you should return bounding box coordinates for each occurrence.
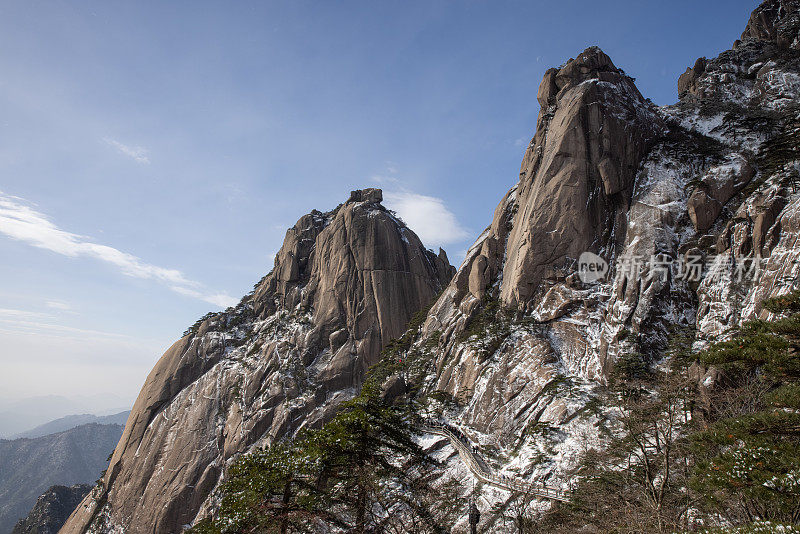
[189,388,465,533]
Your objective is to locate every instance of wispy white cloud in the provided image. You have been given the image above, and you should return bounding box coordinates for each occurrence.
[0,191,237,308]
[45,300,72,311]
[169,286,236,308]
[0,314,131,340]
[371,163,401,185]
[383,191,470,248]
[0,308,52,320]
[103,137,150,164]
[371,174,400,185]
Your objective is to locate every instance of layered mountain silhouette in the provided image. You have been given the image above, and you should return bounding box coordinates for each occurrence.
[11,413,129,440]
[0,424,122,534]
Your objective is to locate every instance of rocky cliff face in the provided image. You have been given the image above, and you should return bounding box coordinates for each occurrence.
[60,189,454,534]
[414,46,669,500]
[676,0,800,344]
[425,45,664,370]
[502,47,664,309]
[741,0,800,49]
[407,1,800,527]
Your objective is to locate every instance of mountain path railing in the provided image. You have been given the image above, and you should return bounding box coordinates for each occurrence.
[421,419,570,503]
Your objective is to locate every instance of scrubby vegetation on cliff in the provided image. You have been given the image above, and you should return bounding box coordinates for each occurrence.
[190,374,463,534]
[532,292,800,533]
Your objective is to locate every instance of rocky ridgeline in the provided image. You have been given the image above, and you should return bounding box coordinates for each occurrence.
[61,188,453,533]
[414,0,800,521]
[61,1,800,532]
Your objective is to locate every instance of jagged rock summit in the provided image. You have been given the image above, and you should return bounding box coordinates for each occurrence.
[402,48,671,501]
[740,0,800,49]
[447,46,665,314]
[425,45,665,375]
[60,189,454,534]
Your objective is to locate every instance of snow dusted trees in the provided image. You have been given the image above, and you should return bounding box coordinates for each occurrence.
[534,291,800,532]
[690,291,800,525]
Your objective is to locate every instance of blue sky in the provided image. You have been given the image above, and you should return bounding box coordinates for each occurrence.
[0,0,758,406]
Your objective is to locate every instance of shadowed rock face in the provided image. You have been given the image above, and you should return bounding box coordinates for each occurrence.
[740,0,800,49]
[13,485,92,534]
[60,189,454,534]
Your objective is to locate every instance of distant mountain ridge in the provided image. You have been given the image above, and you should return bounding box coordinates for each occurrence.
[10,413,130,440]
[11,485,91,534]
[0,423,123,534]
[0,395,130,439]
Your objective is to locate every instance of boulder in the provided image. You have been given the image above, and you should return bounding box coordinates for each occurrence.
[688,155,755,232]
[536,68,559,107]
[349,188,383,203]
[688,189,723,233]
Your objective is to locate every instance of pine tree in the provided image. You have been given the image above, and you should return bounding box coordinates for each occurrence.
[690,292,800,525]
[190,367,461,533]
